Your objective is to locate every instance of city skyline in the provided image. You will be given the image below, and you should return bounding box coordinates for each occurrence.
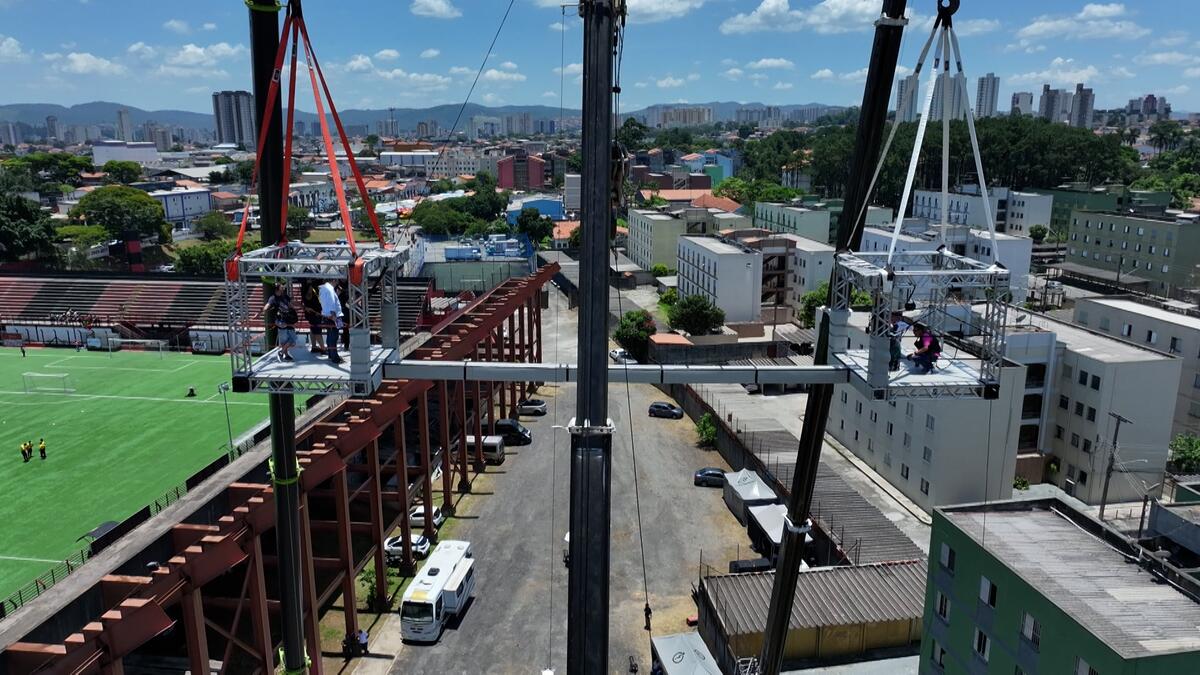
[0,1,1197,113]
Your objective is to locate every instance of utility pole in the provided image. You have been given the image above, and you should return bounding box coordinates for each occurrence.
[568,0,621,672]
[1099,411,1132,521]
[249,1,306,673]
[758,1,909,674]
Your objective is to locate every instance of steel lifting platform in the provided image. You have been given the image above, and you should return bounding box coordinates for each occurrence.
[227,242,410,396]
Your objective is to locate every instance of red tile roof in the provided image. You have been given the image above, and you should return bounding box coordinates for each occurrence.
[553,220,580,241]
[691,193,741,213]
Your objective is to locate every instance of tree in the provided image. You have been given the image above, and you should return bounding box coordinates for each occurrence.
[1170,434,1200,473]
[176,240,236,276]
[798,281,870,327]
[0,194,57,261]
[56,224,108,248]
[668,294,725,335]
[613,309,656,362]
[566,152,584,174]
[515,207,554,242]
[365,134,380,150]
[0,164,35,194]
[650,264,673,277]
[196,210,236,241]
[287,205,311,240]
[695,413,717,447]
[660,287,679,306]
[616,118,649,151]
[1028,225,1048,244]
[2,152,92,185]
[69,185,169,241]
[101,160,142,185]
[568,224,582,248]
[1149,120,1184,154]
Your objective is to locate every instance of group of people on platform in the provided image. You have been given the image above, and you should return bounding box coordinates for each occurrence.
[888,312,942,375]
[262,278,346,364]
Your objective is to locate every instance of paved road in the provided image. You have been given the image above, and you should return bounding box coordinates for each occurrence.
[386,288,747,674]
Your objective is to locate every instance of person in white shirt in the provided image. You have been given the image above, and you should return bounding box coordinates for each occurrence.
[318,279,344,364]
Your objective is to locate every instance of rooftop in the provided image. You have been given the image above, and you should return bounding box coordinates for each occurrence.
[691,193,742,213]
[639,188,713,201]
[681,235,757,256]
[1010,310,1171,363]
[944,500,1200,659]
[1079,296,1200,332]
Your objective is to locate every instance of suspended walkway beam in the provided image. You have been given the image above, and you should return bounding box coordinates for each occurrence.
[383,360,851,386]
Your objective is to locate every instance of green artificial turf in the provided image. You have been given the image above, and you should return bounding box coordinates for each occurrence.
[0,346,269,601]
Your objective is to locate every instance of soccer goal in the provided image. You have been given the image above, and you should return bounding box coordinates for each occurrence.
[23,372,76,394]
[108,338,168,358]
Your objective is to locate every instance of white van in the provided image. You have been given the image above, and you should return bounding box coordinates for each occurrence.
[465,435,506,464]
[400,540,475,643]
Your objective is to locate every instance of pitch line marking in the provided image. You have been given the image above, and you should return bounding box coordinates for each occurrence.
[0,555,62,564]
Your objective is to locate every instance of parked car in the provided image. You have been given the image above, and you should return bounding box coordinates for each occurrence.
[409,504,446,529]
[693,467,725,487]
[648,401,684,419]
[494,419,532,446]
[609,348,636,364]
[516,399,548,416]
[384,532,431,562]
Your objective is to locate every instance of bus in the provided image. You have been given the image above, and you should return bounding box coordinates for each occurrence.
[400,540,476,643]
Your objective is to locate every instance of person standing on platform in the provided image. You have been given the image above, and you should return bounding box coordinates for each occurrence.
[319,278,344,364]
[263,285,297,362]
[887,312,909,372]
[302,280,326,354]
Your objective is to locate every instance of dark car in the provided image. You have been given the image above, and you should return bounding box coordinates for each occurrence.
[648,401,685,419]
[693,467,725,487]
[494,418,532,446]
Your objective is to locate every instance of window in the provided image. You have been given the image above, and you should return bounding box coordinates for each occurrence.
[1087,406,1096,422]
[1074,402,1084,417]
[1147,330,1158,344]
[870,411,878,423]
[979,576,998,607]
[920,478,930,495]
[926,414,935,431]
[903,432,912,448]
[901,463,910,479]
[931,640,946,668]
[1122,323,1132,337]
[883,451,891,466]
[1083,439,1093,453]
[974,628,991,662]
[854,430,859,442]
[1098,317,1110,331]
[923,446,933,462]
[1079,469,1089,485]
[1059,394,1070,410]
[886,422,893,436]
[906,402,914,418]
[935,590,950,620]
[1021,612,1041,649]
[867,438,873,452]
[1078,369,1088,386]
[1075,657,1099,675]
[1068,464,1077,479]
[856,401,862,414]
[1170,337,1181,354]
[1071,433,1080,447]
[1091,375,1100,390]
[841,391,848,404]
[939,542,956,572]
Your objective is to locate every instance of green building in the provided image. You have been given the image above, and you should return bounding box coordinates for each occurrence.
[1065,209,1200,292]
[921,494,1200,674]
[1030,183,1172,235]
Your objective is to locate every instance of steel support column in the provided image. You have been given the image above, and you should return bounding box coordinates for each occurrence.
[457,381,471,492]
[472,380,485,470]
[298,493,323,675]
[534,296,542,364]
[517,302,528,395]
[418,390,436,540]
[507,313,519,408]
[181,588,208,675]
[333,468,359,639]
[438,381,454,510]
[247,533,275,672]
[394,419,415,574]
[365,440,387,608]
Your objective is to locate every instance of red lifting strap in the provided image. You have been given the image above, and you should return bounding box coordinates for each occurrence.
[278,19,300,247]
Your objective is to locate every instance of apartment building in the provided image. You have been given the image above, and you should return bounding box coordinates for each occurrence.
[148,187,212,231]
[627,207,741,270]
[754,202,832,243]
[1074,296,1200,438]
[923,494,1200,675]
[676,236,762,324]
[1065,209,1200,292]
[912,186,1052,235]
[720,230,831,313]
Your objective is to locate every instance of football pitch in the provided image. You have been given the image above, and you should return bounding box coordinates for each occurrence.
[0,347,269,602]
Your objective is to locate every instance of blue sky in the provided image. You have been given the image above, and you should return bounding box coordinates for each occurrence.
[0,0,1197,113]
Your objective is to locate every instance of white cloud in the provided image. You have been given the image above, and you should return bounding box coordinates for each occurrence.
[657,76,685,88]
[1110,66,1136,78]
[1010,57,1100,86]
[634,81,648,88]
[896,65,912,76]
[481,92,504,105]
[482,67,526,82]
[1164,84,1190,95]
[126,41,156,59]
[721,58,737,66]
[549,20,571,32]
[1017,4,1148,43]
[1154,31,1188,48]
[155,64,228,79]
[56,52,126,76]
[748,73,768,81]
[746,57,794,70]
[1004,40,1047,54]
[163,19,191,34]
[1134,51,1200,66]
[420,48,440,59]
[168,42,247,67]
[1186,67,1200,79]
[955,19,1001,37]
[687,73,700,81]
[553,63,583,76]
[840,67,869,82]
[810,68,834,80]
[773,81,793,90]
[625,0,707,23]
[542,90,557,98]
[721,0,881,36]
[374,68,452,90]
[41,52,62,62]
[449,66,473,75]
[411,0,461,19]
[345,54,375,72]
[375,48,400,61]
[202,22,217,31]
[0,34,31,62]
[499,61,518,70]
[723,68,744,80]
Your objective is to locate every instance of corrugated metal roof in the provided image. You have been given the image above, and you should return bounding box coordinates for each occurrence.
[703,561,928,636]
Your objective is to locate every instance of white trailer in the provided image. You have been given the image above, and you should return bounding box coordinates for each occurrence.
[400,540,476,643]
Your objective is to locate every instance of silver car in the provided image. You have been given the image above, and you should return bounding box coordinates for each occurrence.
[384,532,431,561]
[516,399,548,416]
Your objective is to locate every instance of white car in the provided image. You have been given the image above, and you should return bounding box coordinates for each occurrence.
[516,399,548,416]
[409,504,446,529]
[384,532,431,561]
[608,348,636,364]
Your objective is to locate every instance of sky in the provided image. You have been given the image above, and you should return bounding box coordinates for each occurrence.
[0,0,1198,114]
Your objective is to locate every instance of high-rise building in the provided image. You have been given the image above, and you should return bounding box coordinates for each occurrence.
[1038,84,1069,123]
[0,121,19,146]
[376,117,399,137]
[153,127,173,152]
[896,73,920,123]
[975,73,999,118]
[1070,83,1095,129]
[211,90,256,147]
[658,106,713,129]
[116,109,134,142]
[929,72,967,121]
[1010,92,1034,116]
[45,115,59,141]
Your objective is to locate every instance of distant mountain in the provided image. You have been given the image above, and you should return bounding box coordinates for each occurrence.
[623,100,841,123]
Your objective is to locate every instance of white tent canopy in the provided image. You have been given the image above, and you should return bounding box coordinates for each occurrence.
[651,632,721,675]
[723,469,778,525]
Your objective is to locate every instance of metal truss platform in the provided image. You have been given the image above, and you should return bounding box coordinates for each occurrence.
[232,344,394,395]
[833,349,997,400]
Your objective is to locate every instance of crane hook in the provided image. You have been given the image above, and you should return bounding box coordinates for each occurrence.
[936,0,960,27]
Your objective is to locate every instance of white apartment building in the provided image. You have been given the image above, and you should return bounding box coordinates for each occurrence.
[859,224,1033,302]
[149,187,211,231]
[628,208,731,270]
[1010,92,1034,116]
[912,186,1052,235]
[828,310,1025,511]
[930,72,968,121]
[896,74,920,124]
[1074,296,1200,438]
[676,236,762,324]
[92,141,158,166]
[786,234,834,297]
[564,173,581,212]
[975,73,1000,119]
[379,150,440,175]
[429,148,481,179]
[754,202,832,243]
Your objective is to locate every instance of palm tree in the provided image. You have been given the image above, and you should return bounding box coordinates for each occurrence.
[1123,127,1140,146]
[1149,120,1184,154]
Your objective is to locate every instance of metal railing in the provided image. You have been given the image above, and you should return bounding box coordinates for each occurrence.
[0,548,90,620]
